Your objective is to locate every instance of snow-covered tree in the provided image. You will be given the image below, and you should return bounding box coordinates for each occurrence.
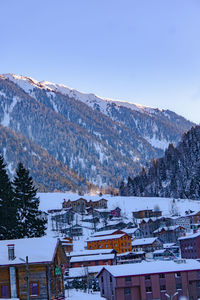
[13,162,47,238]
[0,155,17,239]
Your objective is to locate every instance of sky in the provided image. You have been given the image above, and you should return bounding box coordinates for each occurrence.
[1,0,200,123]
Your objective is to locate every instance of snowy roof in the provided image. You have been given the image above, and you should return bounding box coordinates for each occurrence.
[132,237,159,246]
[163,243,176,248]
[153,225,185,233]
[0,237,59,266]
[68,249,115,257]
[97,260,200,277]
[179,231,200,240]
[153,249,170,254]
[68,265,105,278]
[92,229,124,237]
[70,254,115,263]
[87,234,125,242]
[123,228,140,234]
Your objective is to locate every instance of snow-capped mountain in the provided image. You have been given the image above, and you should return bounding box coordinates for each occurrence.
[0,73,194,189]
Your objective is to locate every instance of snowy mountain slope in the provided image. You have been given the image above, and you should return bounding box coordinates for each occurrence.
[0,74,194,189]
[0,125,90,192]
[4,74,193,151]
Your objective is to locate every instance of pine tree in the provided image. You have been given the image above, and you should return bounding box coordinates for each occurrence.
[0,155,17,239]
[13,163,47,238]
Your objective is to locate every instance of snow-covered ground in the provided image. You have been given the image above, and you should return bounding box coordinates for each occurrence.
[65,290,103,300]
[38,192,200,220]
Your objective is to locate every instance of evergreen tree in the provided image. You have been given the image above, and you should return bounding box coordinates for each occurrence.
[0,155,17,239]
[13,163,47,238]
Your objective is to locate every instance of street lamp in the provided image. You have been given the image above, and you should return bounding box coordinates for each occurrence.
[19,256,29,300]
[165,292,178,300]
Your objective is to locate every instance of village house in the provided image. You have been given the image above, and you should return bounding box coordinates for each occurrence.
[132,237,163,253]
[153,225,186,243]
[152,249,176,260]
[123,228,144,239]
[50,209,74,232]
[132,209,162,219]
[97,259,200,300]
[61,224,83,237]
[0,237,66,300]
[139,218,160,238]
[110,207,121,218]
[87,233,132,254]
[60,237,73,254]
[70,253,116,268]
[179,230,200,259]
[62,198,108,212]
[116,251,145,264]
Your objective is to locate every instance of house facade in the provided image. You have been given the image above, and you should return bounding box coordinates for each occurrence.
[87,233,132,254]
[179,231,200,259]
[133,209,162,219]
[62,198,108,212]
[153,225,186,243]
[0,237,66,300]
[132,237,163,253]
[97,260,200,300]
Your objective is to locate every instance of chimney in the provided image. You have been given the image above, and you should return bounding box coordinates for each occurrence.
[7,244,15,260]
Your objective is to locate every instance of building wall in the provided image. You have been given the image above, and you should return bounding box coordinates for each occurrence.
[98,268,200,300]
[0,267,10,298]
[71,258,115,268]
[87,234,132,254]
[180,236,200,259]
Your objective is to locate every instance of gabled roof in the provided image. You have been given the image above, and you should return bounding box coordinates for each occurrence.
[87,233,126,242]
[0,237,59,266]
[68,249,116,257]
[70,253,115,263]
[132,237,160,246]
[179,231,200,240]
[97,260,200,278]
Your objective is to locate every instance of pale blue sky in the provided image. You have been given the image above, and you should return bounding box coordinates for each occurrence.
[1,0,200,123]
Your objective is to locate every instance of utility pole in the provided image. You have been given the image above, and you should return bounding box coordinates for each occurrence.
[26,256,29,300]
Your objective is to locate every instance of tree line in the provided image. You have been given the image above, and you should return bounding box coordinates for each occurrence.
[0,155,47,240]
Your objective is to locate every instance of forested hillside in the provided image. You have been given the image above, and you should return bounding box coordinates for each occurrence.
[120,126,200,199]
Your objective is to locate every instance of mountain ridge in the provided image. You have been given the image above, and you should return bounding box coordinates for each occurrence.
[0,73,195,189]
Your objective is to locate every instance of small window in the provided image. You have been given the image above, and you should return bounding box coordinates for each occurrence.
[1,285,9,298]
[110,276,112,282]
[30,282,39,296]
[197,281,200,287]
[176,283,182,290]
[125,276,131,282]
[160,285,166,291]
[145,275,151,280]
[159,273,165,279]
[102,289,105,295]
[146,286,152,293]
[101,276,104,283]
[175,272,181,278]
[124,287,131,295]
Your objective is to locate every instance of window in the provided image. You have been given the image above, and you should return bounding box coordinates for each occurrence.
[1,285,9,298]
[145,275,151,280]
[110,276,112,283]
[196,281,200,287]
[30,282,39,296]
[146,286,152,293]
[101,276,104,283]
[175,272,181,278]
[160,285,166,291]
[124,287,131,295]
[176,283,182,290]
[102,289,104,295]
[125,276,131,282]
[159,273,165,279]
